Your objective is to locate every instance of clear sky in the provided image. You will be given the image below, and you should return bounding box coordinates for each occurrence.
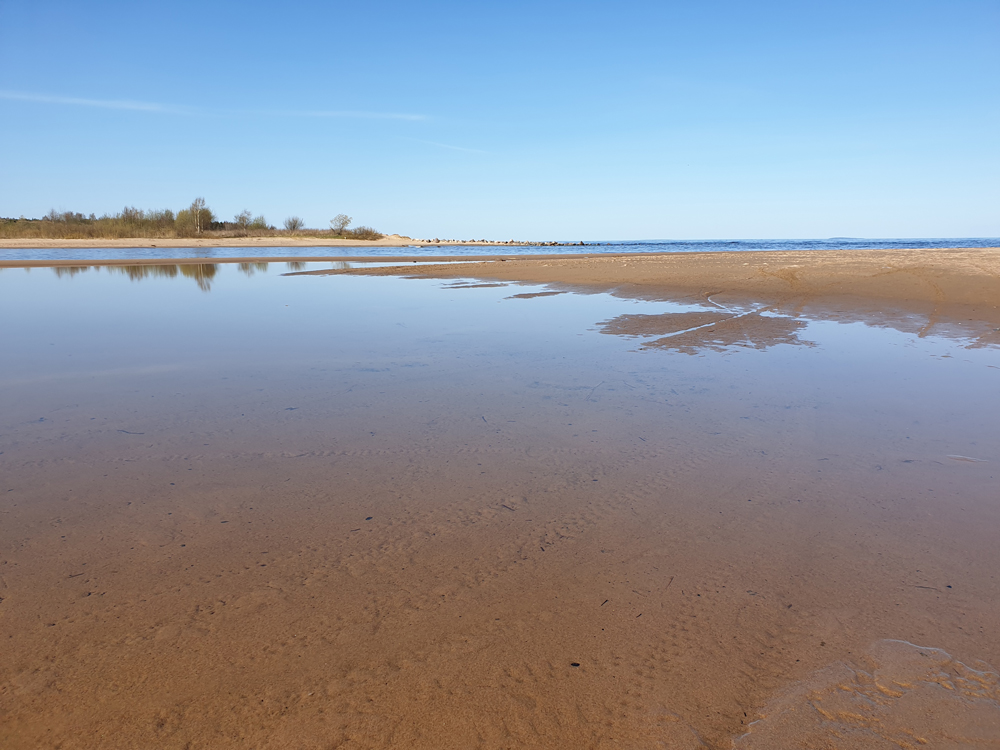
[1,0,997,240]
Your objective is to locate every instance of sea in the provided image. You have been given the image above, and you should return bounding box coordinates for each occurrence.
[2,236,998,262]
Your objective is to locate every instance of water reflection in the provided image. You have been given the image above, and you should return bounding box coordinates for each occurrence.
[50,263,221,291]
[600,309,814,353]
[46,261,350,291]
[598,301,1000,353]
[32,261,1000,351]
[803,304,1000,351]
[108,264,219,292]
[3,259,1000,749]
[238,261,271,277]
[51,266,91,278]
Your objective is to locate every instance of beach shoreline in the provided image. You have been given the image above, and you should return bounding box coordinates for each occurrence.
[3,247,1000,747]
[0,236,546,250]
[300,247,1000,322]
[7,247,999,326]
[0,252,551,267]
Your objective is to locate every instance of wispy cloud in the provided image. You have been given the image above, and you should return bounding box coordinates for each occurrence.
[267,109,427,121]
[0,91,426,121]
[406,138,489,154]
[0,90,192,114]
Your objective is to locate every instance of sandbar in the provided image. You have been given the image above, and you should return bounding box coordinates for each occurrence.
[319,246,1000,312]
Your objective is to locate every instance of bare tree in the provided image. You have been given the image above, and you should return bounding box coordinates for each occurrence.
[235,210,253,236]
[284,216,305,232]
[191,197,207,234]
[331,214,352,234]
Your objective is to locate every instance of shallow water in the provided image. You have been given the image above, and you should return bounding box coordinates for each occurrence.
[2,236,999,262]
[1,262,998,748]
[735,639,1000,747]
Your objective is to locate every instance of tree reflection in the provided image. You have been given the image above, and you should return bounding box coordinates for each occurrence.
[178,264,218,291]
[51,263,221,291]
[52,266,92,278]
[238,262,270,277]
[112,265,179,282]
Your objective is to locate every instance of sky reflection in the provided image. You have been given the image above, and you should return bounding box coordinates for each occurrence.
[1,261,997,355]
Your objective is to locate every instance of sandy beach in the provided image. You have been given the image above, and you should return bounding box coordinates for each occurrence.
[330,245,1000,303]
[2,248,999,748]
[7,245,1000,308]
[7,0,998,743]
[301,246,1000,334]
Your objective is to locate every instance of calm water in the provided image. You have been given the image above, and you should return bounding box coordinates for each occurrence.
[1,261,998,747]
[2,236,998,262]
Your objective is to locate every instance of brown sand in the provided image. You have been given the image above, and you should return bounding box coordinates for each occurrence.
[7,377,999,748]
[2,250,999,748]
[309,246,1000,326]
[735,639,1000,748]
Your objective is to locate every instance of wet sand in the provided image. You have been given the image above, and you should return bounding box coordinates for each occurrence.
[2,255,999,748]
[304,246,1000,325]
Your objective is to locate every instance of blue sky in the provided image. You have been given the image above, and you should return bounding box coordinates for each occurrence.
[1,0,997,240]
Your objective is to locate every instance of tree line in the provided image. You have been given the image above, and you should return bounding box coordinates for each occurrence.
[0,199,383,240]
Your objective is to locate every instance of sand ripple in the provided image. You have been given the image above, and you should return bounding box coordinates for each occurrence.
[735,639,1000,748]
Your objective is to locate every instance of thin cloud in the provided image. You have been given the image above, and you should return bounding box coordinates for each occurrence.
[0,90,192,114]
[270,109,427,121]
[1,91,426,121]
[406,137,489,154]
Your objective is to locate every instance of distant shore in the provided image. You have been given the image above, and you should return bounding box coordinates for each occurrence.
[0,236,563,250]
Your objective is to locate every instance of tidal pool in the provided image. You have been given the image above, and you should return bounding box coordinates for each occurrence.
[1,262,998,748]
